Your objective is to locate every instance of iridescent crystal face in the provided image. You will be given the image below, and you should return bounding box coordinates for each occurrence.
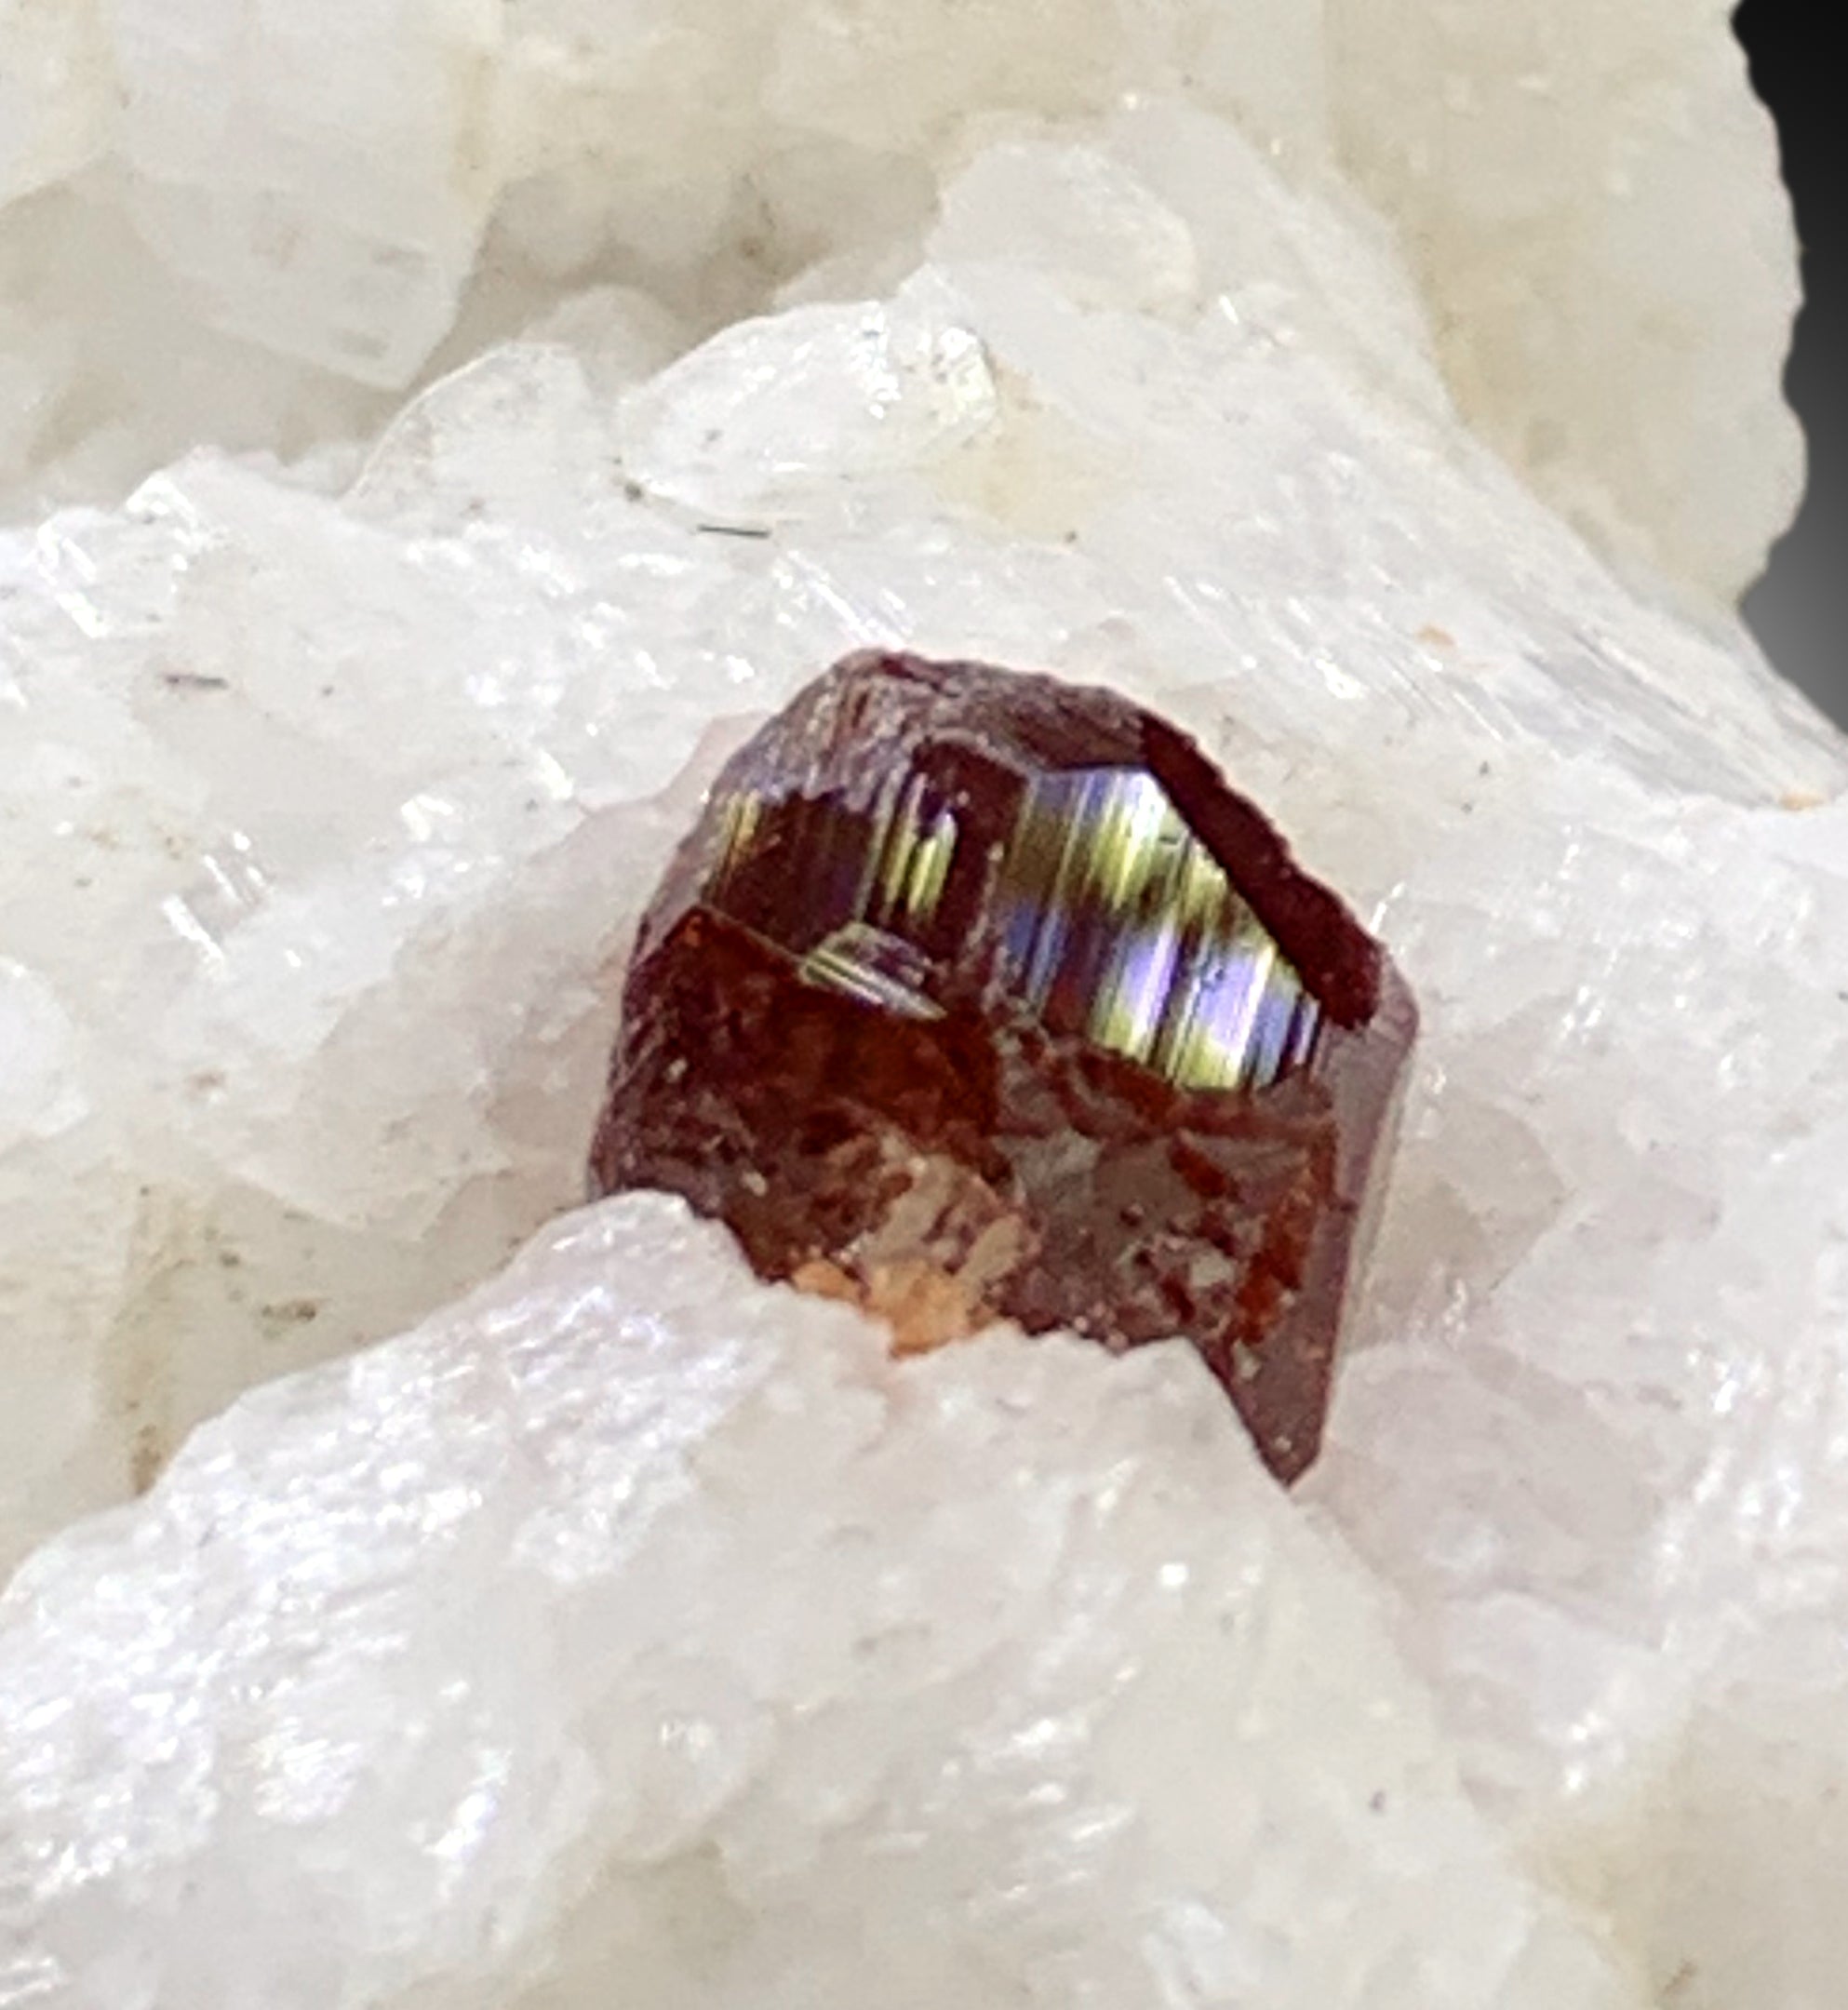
[592,650,1415,1483]
[707,750,1322,1087]
[993,768,1322,1090]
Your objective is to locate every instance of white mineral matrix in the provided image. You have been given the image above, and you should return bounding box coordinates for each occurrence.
[0,6,1840,2007]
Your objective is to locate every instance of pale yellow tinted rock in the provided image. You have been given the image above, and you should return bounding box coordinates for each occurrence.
[1328,0,1802,596]
[0,1,1807,599]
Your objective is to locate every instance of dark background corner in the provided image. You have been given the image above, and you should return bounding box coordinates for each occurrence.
[1734,0,1844,725]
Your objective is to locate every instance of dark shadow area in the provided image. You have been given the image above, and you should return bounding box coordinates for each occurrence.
[1736,1,1845,727]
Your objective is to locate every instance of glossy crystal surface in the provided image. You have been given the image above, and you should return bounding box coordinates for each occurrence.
[591,650,1416,1480]
[991,767,1323,1090]
[710,741,1323,1087]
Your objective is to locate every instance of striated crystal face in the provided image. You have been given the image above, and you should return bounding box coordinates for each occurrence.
[990,766,1324,1090]
[590,651,1416,1481]
[711,744,1323,1086]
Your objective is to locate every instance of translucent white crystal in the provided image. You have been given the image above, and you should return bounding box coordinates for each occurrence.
[0,959,86,1146]
[0,0,1803,601]
[3,107,1829,1572]
[0,0,106,207]
[0,1193,1638,2010]
[106,0,502,383]
[1328,0,1802,596]
[0,31,1839,2010]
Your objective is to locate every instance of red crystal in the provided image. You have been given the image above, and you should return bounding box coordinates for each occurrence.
[589,650,1416,1481]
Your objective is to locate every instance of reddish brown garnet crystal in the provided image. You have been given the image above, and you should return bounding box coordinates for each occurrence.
[590,651,1415,1481]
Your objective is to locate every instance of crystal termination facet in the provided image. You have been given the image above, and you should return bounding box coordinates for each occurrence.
[590,652,1416,1481]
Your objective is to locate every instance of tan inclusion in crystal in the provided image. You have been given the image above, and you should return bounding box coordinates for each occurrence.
[590,651,1416,1481]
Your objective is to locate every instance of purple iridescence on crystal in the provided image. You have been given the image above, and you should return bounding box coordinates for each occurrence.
[590,650,1416,1482]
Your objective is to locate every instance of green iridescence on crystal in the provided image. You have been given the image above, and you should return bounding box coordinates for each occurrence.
[996,768,1321,1090]
[709,759,1321,1091]
[595,650,1414,1486]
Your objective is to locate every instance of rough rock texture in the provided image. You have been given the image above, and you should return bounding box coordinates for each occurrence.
[0,1,1800,600]
[0,34,1841,2010]
[2,108,1832,1584]
[0,1194,1640,2010]
[590,650,1417,1481]
[1329,0,1801,595]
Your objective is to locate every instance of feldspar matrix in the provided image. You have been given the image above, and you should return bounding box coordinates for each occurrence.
[1,7,1843,2010]
[0,0,1800,595]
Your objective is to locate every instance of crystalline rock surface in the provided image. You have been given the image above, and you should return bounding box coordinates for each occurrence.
[0,7,1843,2009]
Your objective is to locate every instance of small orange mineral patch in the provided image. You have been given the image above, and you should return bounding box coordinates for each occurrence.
[591,651,1416,1482]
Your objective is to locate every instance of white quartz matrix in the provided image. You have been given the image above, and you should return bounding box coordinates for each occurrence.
[0,5,1839,2008]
